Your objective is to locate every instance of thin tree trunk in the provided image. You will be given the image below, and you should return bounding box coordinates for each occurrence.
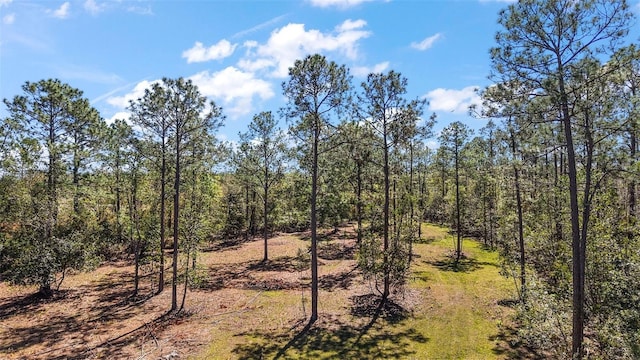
[383,131,390,300]
[455,140,462,263]
[73,152,80,216]
[245,183,250,240]
[482,181,488,246]
[558,72,584,359]
[629,84,637,221]
[158,142,166,294]
[132,190,139,297]
[263,172,269,262]
[310,120,319,324]
[180,247,188,312]
[115,154,122,243]
[408,143,414,266]
[510,123,525,300]
[356,161,363,245]
[171,129,181,312]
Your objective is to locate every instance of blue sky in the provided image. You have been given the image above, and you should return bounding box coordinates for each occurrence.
[1,0,639,146]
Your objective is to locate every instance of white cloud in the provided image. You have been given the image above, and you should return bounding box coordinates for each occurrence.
[84,0,105,15]
[106,80,159,108]
[0,0,12,7]
[337,19,367,32]
[352,61,389,77]
[2,13,15,24]
[237,58,274,73]
[411,33,442,51]
[127,5,153,15]
[105,68,274,120]
[189,67,274,118]
[182,40,237,63]
[106,111,131,125]
[50,2,70,19]
[308,0,373,8]
[244,40,258,48]
[424,86,481,114]
[425,140,439,149]
[239,19,371,77]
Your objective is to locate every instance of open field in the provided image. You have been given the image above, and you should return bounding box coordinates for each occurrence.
[0,224,532,359]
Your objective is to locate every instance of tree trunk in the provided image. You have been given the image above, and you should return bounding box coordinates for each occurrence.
[356,160,363,245]
[132,169,141,298]
[510,124,525,300]
[558,73,584,359]
[455,140,462,263]
[180,247,188,312]
[245,183,250,240]
[263,175,269,263]
[408,143,414,266]
[171,131,181,312]
[73,151,80,216]
[158,141,166,294]
[310,119,319,324]
[115,154,122,243]
[47,120,58,239]
[383,131,390,300]
[629,84,637,221]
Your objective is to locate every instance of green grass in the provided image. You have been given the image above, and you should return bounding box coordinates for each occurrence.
[404,223,515,359]
[197,223,516,359]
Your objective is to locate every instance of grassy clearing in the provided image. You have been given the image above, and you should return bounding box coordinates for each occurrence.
[0,223,522,359]
[405,223,516,359]
[196,223,518,359]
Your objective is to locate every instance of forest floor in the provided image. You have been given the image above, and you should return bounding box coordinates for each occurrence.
[0,223,537,359]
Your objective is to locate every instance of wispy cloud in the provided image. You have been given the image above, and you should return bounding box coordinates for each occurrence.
[2,13,15,24]
[0,0,12,7]
[411,33,442,51]
[232,14,288,39]
[92,80,143,105]
[84,0,105,15]
[127,5,153,15]
[307,0,374,9]
[55,65,123,84]
[182,40,237,63]
[50,2,70,19]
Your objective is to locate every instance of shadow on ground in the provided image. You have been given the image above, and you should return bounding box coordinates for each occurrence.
[414,236,440,244]
[490,324,542,359]
[318,242,356,260]
[319,266,358,291]
[231,294,427,360]
[425,254,498,273]
[203,256,304,292]
[202,235,256,253]
[0,270,159,359]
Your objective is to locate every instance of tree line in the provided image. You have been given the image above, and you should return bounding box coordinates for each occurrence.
[0,0,638,358]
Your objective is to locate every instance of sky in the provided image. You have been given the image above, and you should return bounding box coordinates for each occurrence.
[1,0,639,147]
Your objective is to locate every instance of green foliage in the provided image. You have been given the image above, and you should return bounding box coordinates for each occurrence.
[515,276,571,359]
[2,217,99,294]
